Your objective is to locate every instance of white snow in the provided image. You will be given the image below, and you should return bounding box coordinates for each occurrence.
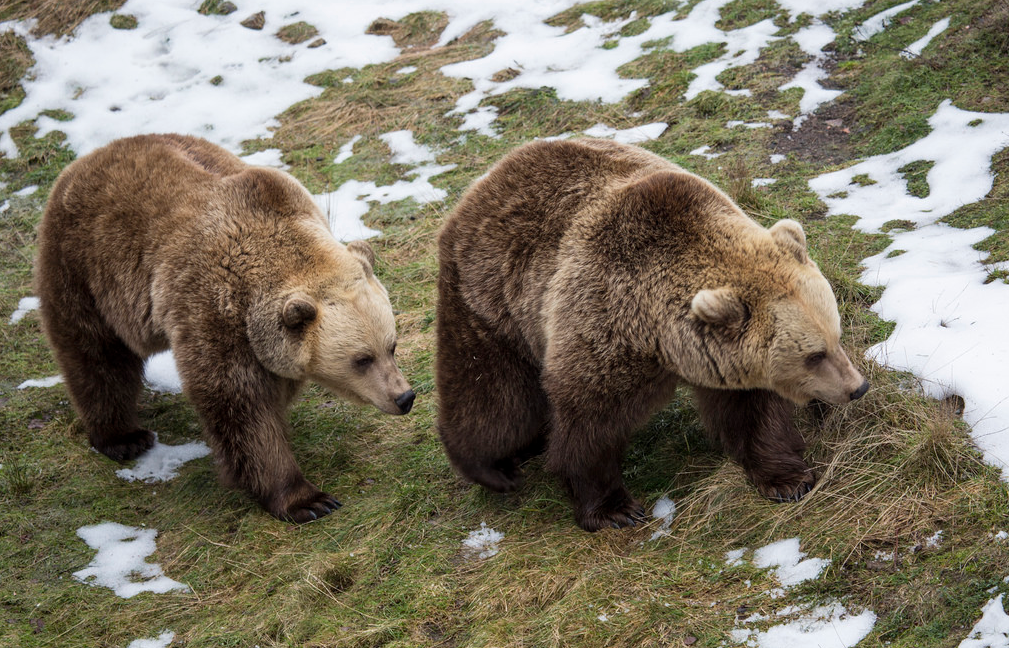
[809,101,1009,476]
[752,178,777,187]
[902,16,951,59]
[730,602,877,648]
[239,148,287,169]
[769,154,786,164]
[854,0,920,41]
[727,120,772,129]
[115,436,210,483]
[143,351,183,394]
[462,522,503,559]
[73,522,189,598]
[725,548,748,566]
[924,529,944,549]
[649,496,676,540]
[583,122,668,144]
[959,594,1009,648]
[395,66,417,75]
[127,631,176,648]
[691,145,723,159]
[750,538,831,587]
[334,135,361,164]
[14,184,38,196]
[18,375,63,389]
[380,130,437,165]
[9,296,40,325]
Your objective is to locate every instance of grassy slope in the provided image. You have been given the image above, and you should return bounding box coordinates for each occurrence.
[2,1,1009,646]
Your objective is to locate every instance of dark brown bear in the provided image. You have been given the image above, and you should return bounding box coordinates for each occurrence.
[35,134,414,523]
[435,138,868,532]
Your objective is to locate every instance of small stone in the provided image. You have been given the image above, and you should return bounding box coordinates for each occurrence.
[241,11,265,30]
[308,38,326,48]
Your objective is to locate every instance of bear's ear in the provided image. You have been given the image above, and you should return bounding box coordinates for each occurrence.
[346,240,375,278]
[769,219,809,264]
[691,288,747,327]
[282,293,318,329]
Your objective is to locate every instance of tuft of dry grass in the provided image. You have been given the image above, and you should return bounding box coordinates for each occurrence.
[0,0,126,37]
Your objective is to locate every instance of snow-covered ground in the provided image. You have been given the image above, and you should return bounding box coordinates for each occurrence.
[4,0,1009,643]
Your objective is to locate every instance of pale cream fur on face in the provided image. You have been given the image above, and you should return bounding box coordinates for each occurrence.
[767,272,865,405]
[309,274,411,415]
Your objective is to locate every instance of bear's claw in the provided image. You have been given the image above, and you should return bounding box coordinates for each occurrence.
[577,499,647,532]
[757,472,816,503]
[281,492,342,524]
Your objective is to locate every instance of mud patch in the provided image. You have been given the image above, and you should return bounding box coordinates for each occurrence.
[772,99,860,167]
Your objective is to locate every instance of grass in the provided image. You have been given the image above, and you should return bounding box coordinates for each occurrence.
[2,0,1009,646]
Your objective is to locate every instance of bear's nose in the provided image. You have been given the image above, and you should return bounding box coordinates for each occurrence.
[395,390,415,414]
[850,380,870,401]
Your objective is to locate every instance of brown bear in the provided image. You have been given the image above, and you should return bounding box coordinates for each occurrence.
[435,138,868,532]
[34,134,415,523]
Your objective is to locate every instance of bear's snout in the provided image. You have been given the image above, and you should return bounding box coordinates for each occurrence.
[849,379,870,401]
[395,390,416,415]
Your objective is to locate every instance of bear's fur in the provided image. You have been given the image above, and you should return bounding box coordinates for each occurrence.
[436,138,868,532]
[35,134,414,523]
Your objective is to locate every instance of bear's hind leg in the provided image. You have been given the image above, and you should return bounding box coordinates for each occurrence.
[435,307,547,493]
[693,386,814,501]
[40,300,153,461]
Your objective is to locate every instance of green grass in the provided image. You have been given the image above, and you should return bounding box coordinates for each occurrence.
[2,0,1009,646]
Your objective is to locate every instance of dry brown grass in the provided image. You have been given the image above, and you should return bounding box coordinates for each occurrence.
[0,0,126,37]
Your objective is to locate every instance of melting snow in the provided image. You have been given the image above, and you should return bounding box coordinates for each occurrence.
[73,522,189,598]
[9,296,40,325]
[115,436,210,483]
[462,522,503,559]
[18,375,63,389]
[127,631,176,648]
[809,101,1009,476]
[730,602,877,648]
[902,17,951,59]
[749,538,831,587]
[334,135,362,164]
[649,496,677,540]
[959,594,1009,648]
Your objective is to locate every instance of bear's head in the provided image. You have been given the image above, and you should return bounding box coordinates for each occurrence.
[688,219,869,406]
[249,239,415,415]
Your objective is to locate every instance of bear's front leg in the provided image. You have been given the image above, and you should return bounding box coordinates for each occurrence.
[542,382,647,532]
[693,386,814,502]
[178,350,341,523]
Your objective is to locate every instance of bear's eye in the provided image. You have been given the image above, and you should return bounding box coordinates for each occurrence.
[389,342,397,356]
[805,351,827,368]
[353,355,374,371]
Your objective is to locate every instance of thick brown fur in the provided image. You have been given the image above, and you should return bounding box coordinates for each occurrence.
[436,139,868,531]
[35,134,414,523]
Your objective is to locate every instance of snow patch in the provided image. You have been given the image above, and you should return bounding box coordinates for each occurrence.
[902,17,951,59]
[583,122,668,144]
[334,135,362,164]
[729,601,876,648]
[691,145,723,159]
[649,496,676,540]
[959,594,1009,648]
[115,436,211,483]
[809,100,1009,477]
[73,522,189,598]
[749,538,831,587]
[18,375,63,389]
[127,631,176,648]
[462,522,503,559]
[9,296,40,325]
[143,351,183,394]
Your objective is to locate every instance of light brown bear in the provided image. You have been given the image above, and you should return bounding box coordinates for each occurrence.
[436,138,868,532]
[35,134,414,523]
